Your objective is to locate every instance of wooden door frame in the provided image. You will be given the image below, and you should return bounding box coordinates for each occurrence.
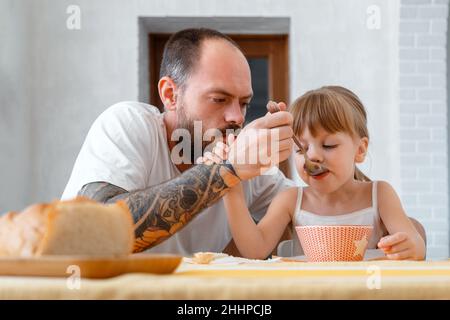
[228,34,289,105]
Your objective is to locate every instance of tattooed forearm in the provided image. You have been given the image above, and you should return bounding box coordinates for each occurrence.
[78,182,128,200]
[77,163,240,252]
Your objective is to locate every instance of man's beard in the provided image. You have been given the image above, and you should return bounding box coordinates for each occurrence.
[176,103,241,164]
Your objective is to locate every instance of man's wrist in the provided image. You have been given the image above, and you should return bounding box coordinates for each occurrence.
[219,160,241,188]
[223,159,240,178]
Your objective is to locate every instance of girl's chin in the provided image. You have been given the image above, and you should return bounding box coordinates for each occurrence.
[306,181,338,194]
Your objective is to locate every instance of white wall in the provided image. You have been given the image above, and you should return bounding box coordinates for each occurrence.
[289,0,401,192]
[399,0,449,259]
[4,0,442,257]
[0,0,32,212]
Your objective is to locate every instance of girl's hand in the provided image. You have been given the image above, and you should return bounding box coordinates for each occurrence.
[377,232,425,260]
[196,134,235,165]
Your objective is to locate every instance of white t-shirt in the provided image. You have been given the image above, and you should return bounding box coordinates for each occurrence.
[62,101,295,255]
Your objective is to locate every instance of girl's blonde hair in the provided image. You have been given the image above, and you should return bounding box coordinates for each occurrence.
[289,86,370,182]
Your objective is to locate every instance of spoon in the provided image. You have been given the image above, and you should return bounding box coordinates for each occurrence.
[266,101,329,176]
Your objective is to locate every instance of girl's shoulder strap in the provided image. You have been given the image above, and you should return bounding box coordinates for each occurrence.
[294,186,304,215]
[372,181,378,210]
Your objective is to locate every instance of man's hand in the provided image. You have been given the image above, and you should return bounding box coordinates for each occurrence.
[227,101,293,180]
[377,231,425,260]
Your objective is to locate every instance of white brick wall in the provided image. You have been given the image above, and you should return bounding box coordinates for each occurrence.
[399,0,449,259]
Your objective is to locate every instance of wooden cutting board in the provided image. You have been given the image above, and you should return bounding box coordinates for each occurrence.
[0,253,182,279]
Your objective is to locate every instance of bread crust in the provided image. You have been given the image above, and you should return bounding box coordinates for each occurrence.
[0,197,134,257]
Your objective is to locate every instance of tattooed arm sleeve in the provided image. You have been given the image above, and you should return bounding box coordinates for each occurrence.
[77,163,241,252]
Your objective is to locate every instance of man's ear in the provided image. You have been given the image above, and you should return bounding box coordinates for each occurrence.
[158,76,178,111]
[355,137,369,163]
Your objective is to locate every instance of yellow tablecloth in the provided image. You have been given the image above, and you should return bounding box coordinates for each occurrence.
[1,259,450,299]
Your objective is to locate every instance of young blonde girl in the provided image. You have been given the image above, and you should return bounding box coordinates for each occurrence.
[201,86,425,260]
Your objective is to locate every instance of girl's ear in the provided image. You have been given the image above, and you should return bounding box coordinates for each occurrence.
[355,137,369,163]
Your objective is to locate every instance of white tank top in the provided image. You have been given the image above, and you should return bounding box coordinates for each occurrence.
[291,181,386,256]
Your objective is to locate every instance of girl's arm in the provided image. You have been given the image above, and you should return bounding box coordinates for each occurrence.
[377,181,426,260]
[223,185,296,259]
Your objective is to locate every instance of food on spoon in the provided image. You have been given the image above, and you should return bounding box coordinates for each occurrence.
[304,160,329,176]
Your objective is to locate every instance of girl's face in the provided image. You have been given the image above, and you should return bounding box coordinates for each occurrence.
[294,126,368,193]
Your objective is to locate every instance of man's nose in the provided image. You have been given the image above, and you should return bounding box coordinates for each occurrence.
[224,101,245,126]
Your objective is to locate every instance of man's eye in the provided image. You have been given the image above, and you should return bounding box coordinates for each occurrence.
[242,103,251,110]
[212,97,226,103]
[323,145,337,149]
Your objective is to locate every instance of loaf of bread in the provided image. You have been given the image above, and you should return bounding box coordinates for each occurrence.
[0,197,135,257]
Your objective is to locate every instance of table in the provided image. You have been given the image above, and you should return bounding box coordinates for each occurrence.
[1,259,450,299]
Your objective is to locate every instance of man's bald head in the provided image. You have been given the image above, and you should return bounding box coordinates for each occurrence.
[159,28,244,90]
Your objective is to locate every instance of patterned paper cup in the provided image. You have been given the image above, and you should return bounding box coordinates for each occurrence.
[295,225,373,262]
